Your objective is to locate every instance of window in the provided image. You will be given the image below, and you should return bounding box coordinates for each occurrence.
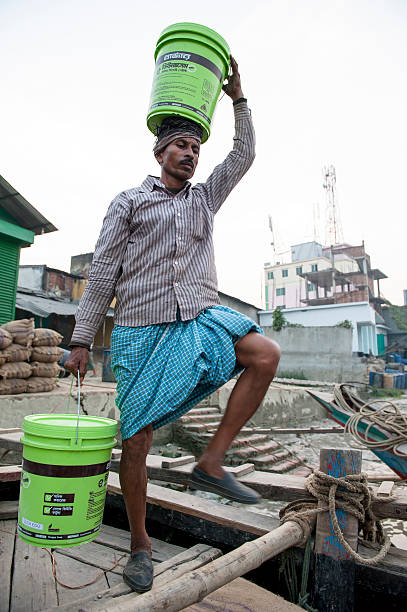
[267,271,274,280]
[311,264,318,272]
[276,287,286,296]
[296,266,302,275]
[307,283,314,292]
[282,269,288,278]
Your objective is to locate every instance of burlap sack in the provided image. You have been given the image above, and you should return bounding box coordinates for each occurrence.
[31,346,64,363]
[1,318,35,347]
[33,328,63,347]
[3,343,32,363]
[31,361,61,378]
[0,328,13,350]
[0,362,32,380]
[0,378,27,395]
[26,377,57,393]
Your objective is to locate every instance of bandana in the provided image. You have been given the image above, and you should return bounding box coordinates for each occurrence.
[153,132,201,157]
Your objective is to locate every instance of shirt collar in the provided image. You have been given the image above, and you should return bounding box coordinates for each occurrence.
[141,175,191,196]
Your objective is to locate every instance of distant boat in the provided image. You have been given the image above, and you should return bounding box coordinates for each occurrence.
[308,385,407,481]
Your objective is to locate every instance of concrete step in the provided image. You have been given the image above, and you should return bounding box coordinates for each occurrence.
[266,458,303,473]
[223,434,271,449]
[180,413,221,423]
[182,421,222,433]
[187,407,221,416]
[249,450,290,466]
[227,440,280,460]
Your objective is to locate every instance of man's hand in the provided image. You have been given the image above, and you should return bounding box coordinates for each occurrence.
[65,347,89,383]
[222,56,244,102]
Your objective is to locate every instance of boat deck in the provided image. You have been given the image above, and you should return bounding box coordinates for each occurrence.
[0,502,221,611]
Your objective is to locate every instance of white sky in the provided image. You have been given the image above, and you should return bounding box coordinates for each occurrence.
[1,0,406,306]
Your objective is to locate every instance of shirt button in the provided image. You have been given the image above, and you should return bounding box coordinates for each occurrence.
[174,282,179,287]
[174,261,178,265]
[177,212,181,217]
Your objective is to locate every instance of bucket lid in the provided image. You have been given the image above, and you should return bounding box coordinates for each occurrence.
[23,414,118,439]
[155,22,230,73]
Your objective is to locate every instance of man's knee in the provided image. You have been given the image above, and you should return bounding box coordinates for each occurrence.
[122,425,153,459]
[253,338,281,378]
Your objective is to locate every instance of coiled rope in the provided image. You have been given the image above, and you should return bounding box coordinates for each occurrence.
[334,384,407,458]
[280,469,394,566]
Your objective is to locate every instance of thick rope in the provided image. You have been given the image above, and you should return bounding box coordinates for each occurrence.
[280,470,394,566]
[334,384,407,457]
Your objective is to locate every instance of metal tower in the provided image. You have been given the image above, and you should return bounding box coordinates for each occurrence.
[323,165,344,245]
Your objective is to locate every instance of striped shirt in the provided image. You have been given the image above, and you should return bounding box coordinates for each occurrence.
[70,101,255,348]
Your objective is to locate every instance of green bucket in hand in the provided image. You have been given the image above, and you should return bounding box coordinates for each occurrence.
[18,414,117,547]
[147,22,230,143]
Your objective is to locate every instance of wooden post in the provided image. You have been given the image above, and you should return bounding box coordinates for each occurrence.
[313,448,362,612]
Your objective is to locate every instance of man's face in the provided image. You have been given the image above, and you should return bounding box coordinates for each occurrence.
[156,137,200,182]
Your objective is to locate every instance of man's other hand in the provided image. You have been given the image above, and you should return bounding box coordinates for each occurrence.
[222,56,244,102]
[65,347,89,383]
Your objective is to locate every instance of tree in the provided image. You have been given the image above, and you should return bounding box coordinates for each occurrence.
[272,308,287,331]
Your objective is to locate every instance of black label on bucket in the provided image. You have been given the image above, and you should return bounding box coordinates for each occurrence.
[44,493,75,503]
[18,524,100,541]
[43,505,74,516]
[156,51,223,82]
[22,458,110,478]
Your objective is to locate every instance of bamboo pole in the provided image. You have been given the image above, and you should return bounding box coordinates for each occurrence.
[99,520,304,612]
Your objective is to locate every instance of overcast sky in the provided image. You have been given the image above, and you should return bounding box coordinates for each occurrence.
[1,0,406,306]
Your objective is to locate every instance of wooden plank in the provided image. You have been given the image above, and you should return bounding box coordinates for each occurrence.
[0,427,22,434]
[0,465,21,482]
[366,472,402,482]
[53,550,110,606]
[42,544,222,612]
[267,426,343,434]
[313,448,362,612]
[0,499,18,519]
[55,541,129,576]
[94,524,185,561]
[10,535,58,611]
[377,481,395,497]
[107,473,279,536]
[0,518,16,612]
[162,455,195,468]
[226,463,255,476]
[3,463,407,521]
[98,521,304,612]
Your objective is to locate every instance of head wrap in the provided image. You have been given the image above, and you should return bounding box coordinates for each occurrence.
[153,116,203,157]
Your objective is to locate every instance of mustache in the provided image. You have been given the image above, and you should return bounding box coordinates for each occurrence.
[179,159,194,168]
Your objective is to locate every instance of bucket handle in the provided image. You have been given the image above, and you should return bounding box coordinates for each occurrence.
[75,370,81,445]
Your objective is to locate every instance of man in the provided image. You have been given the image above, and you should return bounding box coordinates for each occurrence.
[66,57,280,593]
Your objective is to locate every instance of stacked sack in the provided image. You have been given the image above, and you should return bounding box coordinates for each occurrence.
[30,328,64,392]
[0,319,64,394]
[0,319,35,394]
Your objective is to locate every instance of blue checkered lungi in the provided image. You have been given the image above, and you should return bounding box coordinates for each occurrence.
[110,305,263,439]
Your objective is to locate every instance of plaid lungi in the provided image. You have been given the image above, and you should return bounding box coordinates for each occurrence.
[110,305,263,439]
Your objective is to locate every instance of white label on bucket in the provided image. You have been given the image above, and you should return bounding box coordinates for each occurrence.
[22,517,43,530]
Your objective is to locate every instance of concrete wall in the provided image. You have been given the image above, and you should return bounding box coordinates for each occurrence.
[259,301,378,353]
[212,380,326,426]
[261,325,366,382]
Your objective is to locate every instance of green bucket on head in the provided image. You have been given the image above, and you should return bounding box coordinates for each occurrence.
[18,414,117,548]
[147,22,230,143]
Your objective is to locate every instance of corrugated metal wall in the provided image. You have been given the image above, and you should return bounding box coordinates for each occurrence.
[0,235,20,324]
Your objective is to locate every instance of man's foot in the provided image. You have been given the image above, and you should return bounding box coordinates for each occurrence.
[123,551,153,592]
[190,466,260,504]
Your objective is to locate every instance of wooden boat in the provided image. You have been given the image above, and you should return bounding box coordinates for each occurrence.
[308,385,407,480]
[1,428,407,611]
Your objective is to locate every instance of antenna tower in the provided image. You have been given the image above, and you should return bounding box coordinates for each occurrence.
[268,215,276,262]
[323,165,344,245]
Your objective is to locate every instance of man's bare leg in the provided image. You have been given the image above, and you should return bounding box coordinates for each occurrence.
[119,424,153,555]
[197,333,280,478]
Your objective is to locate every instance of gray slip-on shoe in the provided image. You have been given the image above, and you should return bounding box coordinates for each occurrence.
[123,551,153,593]
[190,466,260,504]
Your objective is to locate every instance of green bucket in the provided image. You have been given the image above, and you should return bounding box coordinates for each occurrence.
[147,22,230,143]
[17,414,117,547]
